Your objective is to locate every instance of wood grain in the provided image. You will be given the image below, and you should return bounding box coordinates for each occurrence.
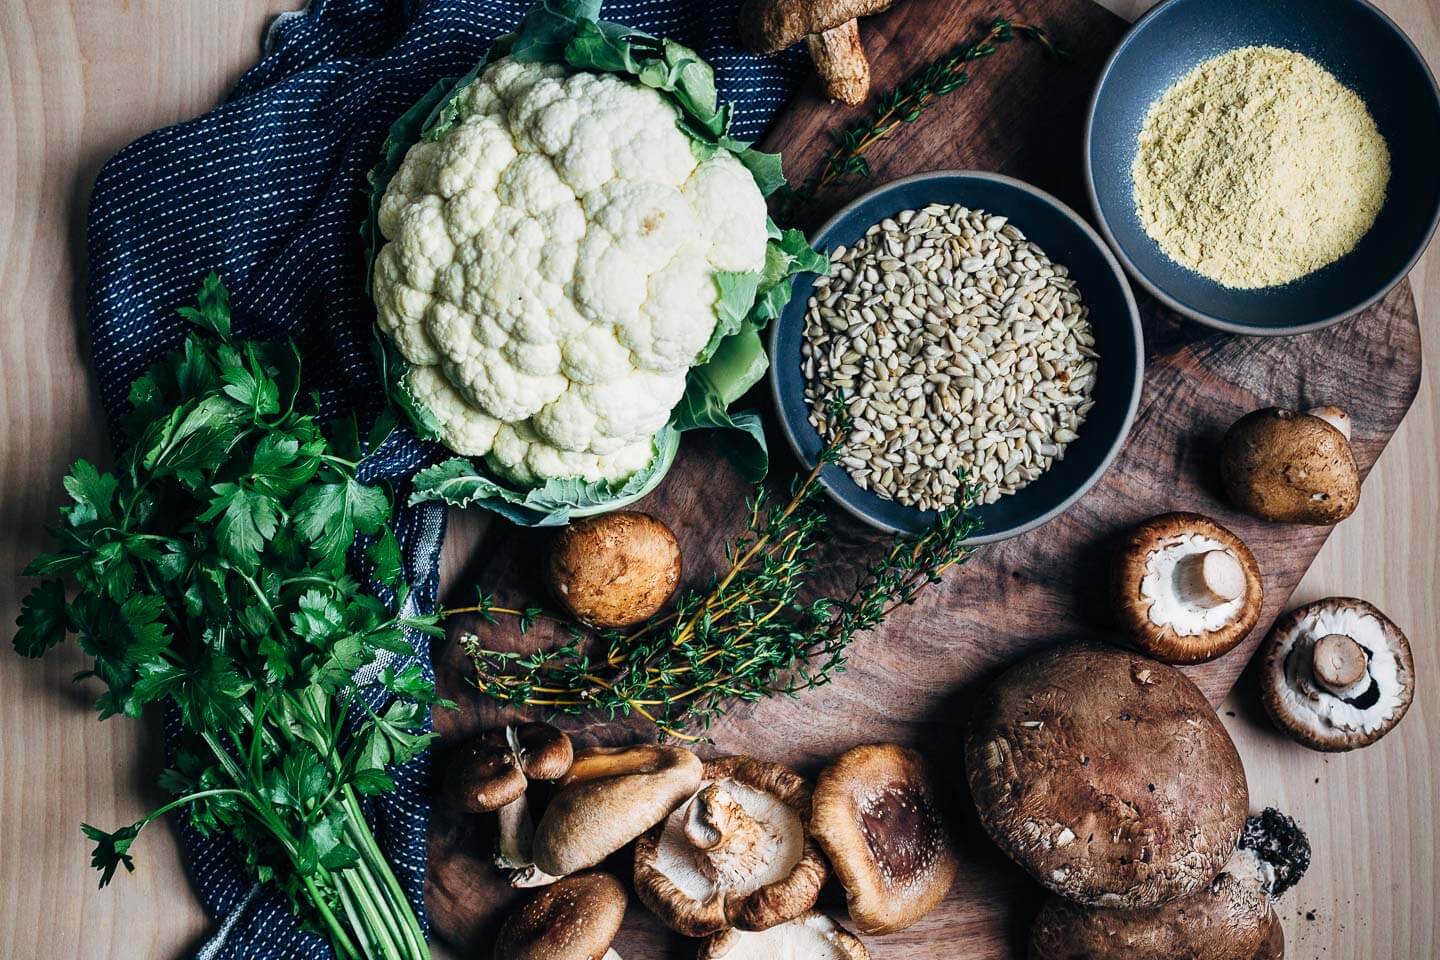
[423,1,1423,954]
[0,2,1434,960]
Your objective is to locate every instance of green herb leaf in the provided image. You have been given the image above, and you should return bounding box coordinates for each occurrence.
[15,579,69,657]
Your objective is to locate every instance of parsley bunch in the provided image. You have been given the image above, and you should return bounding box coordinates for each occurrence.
[15,276,444,960]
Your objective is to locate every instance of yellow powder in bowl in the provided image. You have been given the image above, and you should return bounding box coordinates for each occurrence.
[1132,45,1390,289]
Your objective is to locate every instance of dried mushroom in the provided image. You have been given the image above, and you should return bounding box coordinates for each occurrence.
[634,756,827,936]
[809,744,957,935]
[1111,512,1264,664]
[494,871,627,960]
[1221,406,1360,524]
[737,0,900,105]
[699,912,871,960]
[546,512,682,629]
[532,744,703,878]
[1260,597,1415,751]
[446,723,574,887]
[966,645,1249,908]
[1029,809,1310,960]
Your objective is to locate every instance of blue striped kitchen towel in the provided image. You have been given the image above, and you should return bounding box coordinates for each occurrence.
[84,1,803,956]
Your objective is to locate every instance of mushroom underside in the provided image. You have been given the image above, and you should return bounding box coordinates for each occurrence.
[700,912,871,960]
[1262,599,1415,750]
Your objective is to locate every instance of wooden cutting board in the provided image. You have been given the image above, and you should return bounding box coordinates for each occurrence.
[425,0,1422,955]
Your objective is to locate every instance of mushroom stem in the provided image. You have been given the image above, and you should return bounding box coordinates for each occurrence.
[1305,405,1352,441]
[806,20,870,105]
[1174,549,1246,608]
[1311,633,1368,696]
[495,795,561,888]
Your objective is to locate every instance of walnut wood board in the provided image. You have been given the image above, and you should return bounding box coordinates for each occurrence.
[425,0,1423,956]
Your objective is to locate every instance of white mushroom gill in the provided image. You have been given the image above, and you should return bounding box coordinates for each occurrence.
[654,778,804,900]
[1140,534,1245,635]
[709,913,862,959]
[1275,606,1402,736]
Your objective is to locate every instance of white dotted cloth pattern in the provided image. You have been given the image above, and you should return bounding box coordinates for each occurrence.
[86,1,802,957]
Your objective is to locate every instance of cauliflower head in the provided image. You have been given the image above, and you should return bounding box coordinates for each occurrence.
[373,57,770,487]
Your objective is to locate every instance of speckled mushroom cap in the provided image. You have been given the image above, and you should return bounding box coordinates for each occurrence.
[532,745,703,878]
[965,645,1249,908]
[493,871,627,960]
[1028,846,1274,960]
[1111,513,1264,664]
[1221,407,1360,525]
[633,756,827,937]
[1260,598,1415,751]
[698,911,872,960]
[808,744,957,935]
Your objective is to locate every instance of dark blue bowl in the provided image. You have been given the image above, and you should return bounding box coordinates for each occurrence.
[1086,0,1440,334]
[769,172,1143,541]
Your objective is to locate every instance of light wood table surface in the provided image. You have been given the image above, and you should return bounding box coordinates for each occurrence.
[1,2,1434,958]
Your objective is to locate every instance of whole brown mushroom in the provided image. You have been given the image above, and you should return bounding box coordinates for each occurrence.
[633,756,828,936]
[1028,809,1310,960]
[1260,598,1416,751]
[446,723,575,887]
[966,645,1249,908]
[546,511,681,629]
[808,743,957,935]
[1220,406,1360,525]
[531,744,703,878]
[494,871,627,960]
[737,0,899,105]
[1111,512,1264,664]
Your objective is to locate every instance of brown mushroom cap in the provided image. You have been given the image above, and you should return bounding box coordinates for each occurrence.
[494,871,627,960]
[1111,512,1264,664]
[447,739,528,814]
[1260,598,1415,751]
[634,756,828,936]
[966,645,1249,908]
[547,511,682,629]
[808,744,957,935]
[1028,846,1273,960]
[1220,407,1360,525]
[532,745,703,877]
[699,912,872,960]
[1252,909,1285,960]
[481,722,577,782]
[737,0,896,53]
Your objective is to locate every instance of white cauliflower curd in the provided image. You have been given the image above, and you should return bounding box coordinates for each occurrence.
[372,57,771,487]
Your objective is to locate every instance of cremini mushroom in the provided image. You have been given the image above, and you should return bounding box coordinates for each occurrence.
[808,744,956,935]
[698,912,871,960]
[446,723,575,887]
[1220,406,1361,524]
[737,0,899,105]
[1260,597,1416,751]
[494,871,627,960]
[966,645,1249,908]
[1028,809,1310,960]
[1111,512,1264,664]
[634,756,828,936]
[546,511,682,629]
[531,744,703,879]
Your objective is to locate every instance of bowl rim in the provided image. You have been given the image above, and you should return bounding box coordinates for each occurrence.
[767,169,1144,543]
[1083,0,1440,336]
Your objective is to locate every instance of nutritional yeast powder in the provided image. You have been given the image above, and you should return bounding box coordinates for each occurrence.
[1132,45,1390,289]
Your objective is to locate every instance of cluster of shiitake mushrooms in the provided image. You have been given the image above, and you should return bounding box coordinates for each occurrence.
[451,727,957,960]
[965,644,1313,959]
[1106,403,1415,752]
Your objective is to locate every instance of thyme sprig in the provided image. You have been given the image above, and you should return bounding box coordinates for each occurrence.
[447,414,981,740]
[779,16,1064,216]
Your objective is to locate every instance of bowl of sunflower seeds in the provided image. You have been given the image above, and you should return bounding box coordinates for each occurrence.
[769,171,1143,541]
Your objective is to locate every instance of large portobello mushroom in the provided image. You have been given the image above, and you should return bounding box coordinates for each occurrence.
[966,646,1249,908]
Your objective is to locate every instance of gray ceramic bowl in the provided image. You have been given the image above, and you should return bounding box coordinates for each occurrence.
[1086,0,1440,334]
[769,171,1143,542]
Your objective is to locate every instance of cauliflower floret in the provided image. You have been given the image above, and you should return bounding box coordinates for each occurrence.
[373,57,769,487]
